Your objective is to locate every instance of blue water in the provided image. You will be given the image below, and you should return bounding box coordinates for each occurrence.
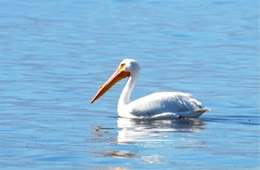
[0,0,259,169]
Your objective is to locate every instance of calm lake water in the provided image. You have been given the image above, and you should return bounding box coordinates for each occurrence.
[0,0,259,169]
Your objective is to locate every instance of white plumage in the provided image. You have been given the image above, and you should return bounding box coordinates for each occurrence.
[91,59,209,119]
[123,92,207,119]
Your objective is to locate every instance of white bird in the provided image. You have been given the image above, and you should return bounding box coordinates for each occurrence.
[90,59,209,119]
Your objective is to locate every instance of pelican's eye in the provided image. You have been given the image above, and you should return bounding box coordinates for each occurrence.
[119,63,125,70]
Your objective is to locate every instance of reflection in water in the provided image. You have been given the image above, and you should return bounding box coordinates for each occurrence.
[106,150,136,159]
[116,118,205,144]
[90,117,205,166]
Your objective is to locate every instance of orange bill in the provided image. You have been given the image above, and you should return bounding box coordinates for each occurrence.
[90,67,130,104]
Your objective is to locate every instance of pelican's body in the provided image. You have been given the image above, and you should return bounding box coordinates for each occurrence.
[119,92,208,119]
[91,59,209,119]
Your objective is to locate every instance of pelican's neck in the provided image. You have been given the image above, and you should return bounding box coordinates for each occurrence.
[118,73,138,106]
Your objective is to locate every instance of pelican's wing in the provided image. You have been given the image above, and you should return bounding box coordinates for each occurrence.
[128,92,205,118]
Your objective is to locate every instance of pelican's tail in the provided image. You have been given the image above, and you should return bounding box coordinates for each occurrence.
[195,107,210,113]
[188,107,210,118]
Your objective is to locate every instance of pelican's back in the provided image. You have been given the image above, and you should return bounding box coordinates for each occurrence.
[127,92,208,119]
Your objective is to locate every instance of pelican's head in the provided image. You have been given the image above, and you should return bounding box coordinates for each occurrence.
[90,59,140,104]
[120,59,140,75]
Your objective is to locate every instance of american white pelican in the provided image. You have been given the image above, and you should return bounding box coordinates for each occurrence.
[90,59,209,119]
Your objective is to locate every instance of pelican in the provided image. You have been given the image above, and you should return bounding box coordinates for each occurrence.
[90,59,209,119]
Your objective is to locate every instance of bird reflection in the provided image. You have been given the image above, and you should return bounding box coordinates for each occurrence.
[89,117,205,162]
[116,118,205,144]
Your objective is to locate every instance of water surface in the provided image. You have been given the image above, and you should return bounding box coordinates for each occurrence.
[0,0,259,169]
